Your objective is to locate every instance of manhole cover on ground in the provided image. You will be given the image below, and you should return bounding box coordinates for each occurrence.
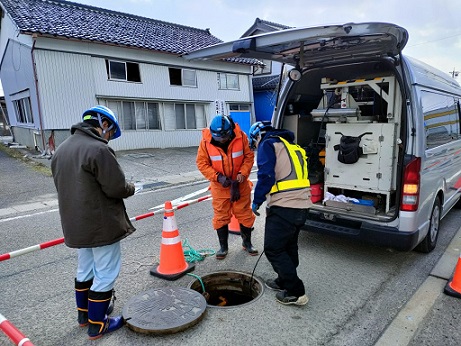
[187,271,264,308]
[122,287,207,334]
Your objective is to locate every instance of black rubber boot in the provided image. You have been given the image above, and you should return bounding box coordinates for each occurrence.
[216,226,229,260]
[88,289,124,340]
[75,278,92,327]
[240,225,258,256]
[75,279,114,327]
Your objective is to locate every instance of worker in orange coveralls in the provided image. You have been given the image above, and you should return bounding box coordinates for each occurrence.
[196,114,257,260]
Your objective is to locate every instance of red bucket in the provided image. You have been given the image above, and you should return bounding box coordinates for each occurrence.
[310,183,323,203]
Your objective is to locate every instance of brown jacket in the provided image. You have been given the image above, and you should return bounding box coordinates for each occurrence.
[51,122,135,248]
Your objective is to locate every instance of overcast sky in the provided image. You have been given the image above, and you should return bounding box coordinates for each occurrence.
[66,1,461,79]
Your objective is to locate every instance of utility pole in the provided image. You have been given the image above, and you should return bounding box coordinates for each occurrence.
[449,68,459,79]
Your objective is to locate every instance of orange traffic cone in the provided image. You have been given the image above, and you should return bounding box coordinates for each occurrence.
[444,251,461,298]
[228,214,240,235]
[150,201,195,280]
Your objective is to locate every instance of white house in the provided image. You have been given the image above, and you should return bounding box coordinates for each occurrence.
[0,0,260,151]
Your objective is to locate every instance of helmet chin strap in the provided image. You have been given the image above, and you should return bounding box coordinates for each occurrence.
[96,113,114,138]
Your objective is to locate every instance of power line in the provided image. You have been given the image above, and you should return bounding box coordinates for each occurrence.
[407,32,461,47]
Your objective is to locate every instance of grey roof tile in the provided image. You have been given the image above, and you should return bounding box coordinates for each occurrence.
[0,0,223,54]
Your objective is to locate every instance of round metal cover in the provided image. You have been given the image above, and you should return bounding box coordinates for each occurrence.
[122,287,207,334]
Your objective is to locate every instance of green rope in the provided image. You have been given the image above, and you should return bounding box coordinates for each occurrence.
[186,273,206,293]
[182,238,215,263]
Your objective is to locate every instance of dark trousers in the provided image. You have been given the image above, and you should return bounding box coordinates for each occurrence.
[264,206,308,297]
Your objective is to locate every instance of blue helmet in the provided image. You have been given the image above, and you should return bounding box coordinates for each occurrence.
[82,105,121,140]
[210,115,233,142]
[249,121,273,149]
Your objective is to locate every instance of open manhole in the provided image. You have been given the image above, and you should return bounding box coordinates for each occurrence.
[187,271,264,308]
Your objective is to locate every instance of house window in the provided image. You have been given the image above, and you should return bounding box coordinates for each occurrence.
[163,103,206,130]
[122,102,136,130]
[218,73,239,90]
[13,97,33,124]
[147,103,161,129]
[168,68,197,87]
[253,59,272,75]
[103,100,162,130]
[100,99,206,131]
[106,60,141,82]
[229,104,250,111]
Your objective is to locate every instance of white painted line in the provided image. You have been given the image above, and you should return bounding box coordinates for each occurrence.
[149,186,210,211]
[0,208,58,223]
[172,186,210,204]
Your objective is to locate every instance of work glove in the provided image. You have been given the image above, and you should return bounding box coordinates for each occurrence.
[230,180,241,202]
[217,173,231,188]
[252,203,260,216]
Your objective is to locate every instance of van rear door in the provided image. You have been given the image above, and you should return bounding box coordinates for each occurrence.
[183,22,408,67]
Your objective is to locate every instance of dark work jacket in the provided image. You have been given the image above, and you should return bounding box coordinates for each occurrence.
[51,122,135,248]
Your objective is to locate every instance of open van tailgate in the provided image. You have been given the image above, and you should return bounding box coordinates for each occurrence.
[183,22,408,67]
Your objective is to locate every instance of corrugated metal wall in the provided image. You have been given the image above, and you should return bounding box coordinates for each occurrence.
[109,129,204,151]
[0,40,38,128]
[49,128,202,151]
[33,50,97,128]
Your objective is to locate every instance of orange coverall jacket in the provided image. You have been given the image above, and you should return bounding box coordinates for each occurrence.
[196,124,255,230]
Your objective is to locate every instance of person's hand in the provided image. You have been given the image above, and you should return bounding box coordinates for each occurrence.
[252,203,260,216]
[217,173,231,187]
[230,180,240,202]
[236,173,245,183]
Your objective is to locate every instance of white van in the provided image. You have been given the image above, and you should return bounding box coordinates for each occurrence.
[185,22,461,252]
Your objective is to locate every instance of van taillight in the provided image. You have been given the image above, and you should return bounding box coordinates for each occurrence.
[401,157,421,211]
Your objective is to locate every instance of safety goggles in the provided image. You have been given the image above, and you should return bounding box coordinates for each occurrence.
[211,130,232,143]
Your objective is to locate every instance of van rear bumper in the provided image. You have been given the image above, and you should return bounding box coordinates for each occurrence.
[304,218,420,251]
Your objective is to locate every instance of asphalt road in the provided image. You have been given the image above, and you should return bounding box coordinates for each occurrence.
[1,145,461,346]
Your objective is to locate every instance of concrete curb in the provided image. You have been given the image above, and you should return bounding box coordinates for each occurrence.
[375,226,461,345]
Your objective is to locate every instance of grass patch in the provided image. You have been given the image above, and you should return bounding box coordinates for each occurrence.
[0,144,52,177]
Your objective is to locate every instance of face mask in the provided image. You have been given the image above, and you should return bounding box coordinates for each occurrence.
[213,135,230,143]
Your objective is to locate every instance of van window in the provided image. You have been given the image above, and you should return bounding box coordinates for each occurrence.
[422,91,460,148]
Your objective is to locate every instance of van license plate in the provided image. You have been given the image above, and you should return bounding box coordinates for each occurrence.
[322,213,336,221]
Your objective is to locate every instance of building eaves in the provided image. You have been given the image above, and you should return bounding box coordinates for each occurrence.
[256,18,292,31]
[241,17,292,38]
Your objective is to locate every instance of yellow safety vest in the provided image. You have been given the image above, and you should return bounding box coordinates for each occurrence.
[270,136,310,194]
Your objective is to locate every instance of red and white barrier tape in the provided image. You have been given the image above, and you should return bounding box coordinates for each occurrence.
[130,194,211,220]
[0,313,34,346]
[0,194,212,262]
[0,238,64,262]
